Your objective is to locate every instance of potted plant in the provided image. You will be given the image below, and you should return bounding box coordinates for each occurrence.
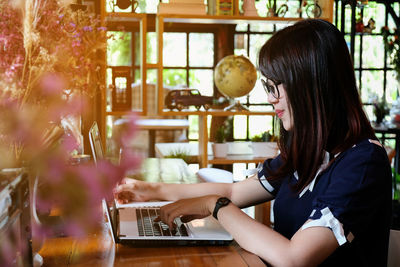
[250,131,278,158]
[373,100,390,124]
[212,125,228,158]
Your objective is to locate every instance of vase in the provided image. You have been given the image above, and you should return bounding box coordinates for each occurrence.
[212,143,228,158]
[243,0,258,16]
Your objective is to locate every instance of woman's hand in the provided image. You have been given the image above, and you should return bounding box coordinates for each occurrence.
[156,195,220,229]
[114,178,159,204]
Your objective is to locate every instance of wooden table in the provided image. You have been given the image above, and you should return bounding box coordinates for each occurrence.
[39,222,265,266]
[136,119,189,157]
[39,158,265,266]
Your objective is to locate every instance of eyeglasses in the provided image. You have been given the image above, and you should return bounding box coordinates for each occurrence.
[261,78,281,99]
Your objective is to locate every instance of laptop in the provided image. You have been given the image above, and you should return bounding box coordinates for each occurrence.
[89,122,233,246]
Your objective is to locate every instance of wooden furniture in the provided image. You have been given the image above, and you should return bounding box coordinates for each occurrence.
[136,119,190,157]
[99,1,334,166]
[99,3,148,148]
[155,141,278,165]
[39,158,265,266]
[39,226,265,266]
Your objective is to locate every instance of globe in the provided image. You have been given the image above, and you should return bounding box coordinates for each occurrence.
[214,55,257,110]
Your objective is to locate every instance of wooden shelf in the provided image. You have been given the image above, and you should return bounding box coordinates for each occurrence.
[105,111,141,116]
[160,109,275,116]
[105,12,147,22]
[159,14,304,24]
[208,155,269,165]
[99,0,333,167]
[157,14,335,25]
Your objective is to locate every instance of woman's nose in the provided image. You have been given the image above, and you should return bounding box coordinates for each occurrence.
[267,92,278,104]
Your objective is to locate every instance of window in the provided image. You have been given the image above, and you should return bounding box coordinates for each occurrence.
[162,31,215,140]
[335,1,400,119]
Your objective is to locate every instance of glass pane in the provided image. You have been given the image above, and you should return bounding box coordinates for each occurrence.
[147,32,157,64]
[334,1,341,30]
[386,71,399,104]
[147,69,157,84]
[353,35,360,68]
[189,69,214,96]
[189,33,214,67]
[363,2,385,32]
[255,0,267,17]
[233,115,247,139]
[249,115,272,137]
[362,35,384,69]
[236,23,248,32]
[249,23,274,32]
[234,34,248,57]
[132,73,142,110]
[106,68,112,112]
[360,70,384,103]
[388,3,400,29]
[163,69,187,87]
[276,23,294,31]
[105,0,159,13]
[344,35,351,58]
[163,33,187,67]
[364,104,374,123]
[188,115,198,140]
[355,70,360,91]
[343,5,352,33]
[249,80,268,104]
[134,32,140,66]
[137,0,159,13]
[249,34,270,63]
[134,69,141,84]
[107,31,132,66]
[248,104,274,112]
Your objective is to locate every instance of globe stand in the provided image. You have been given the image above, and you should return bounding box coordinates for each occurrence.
[224,99,248,111]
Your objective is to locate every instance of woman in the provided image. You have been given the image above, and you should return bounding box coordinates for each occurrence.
[115,19,392,266]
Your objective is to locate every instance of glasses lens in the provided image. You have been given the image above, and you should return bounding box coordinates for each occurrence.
[262,78,279,99]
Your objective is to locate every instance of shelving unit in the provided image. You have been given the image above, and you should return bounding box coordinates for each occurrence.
[100,0,148,147]
[155,7,333,167]
[99,0,334,166]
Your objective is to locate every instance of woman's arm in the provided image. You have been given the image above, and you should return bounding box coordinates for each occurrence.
[114,174,273,207]
[217,204,339,266]
[159,195,339,267]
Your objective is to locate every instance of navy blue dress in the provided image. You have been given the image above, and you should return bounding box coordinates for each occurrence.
[257,139,392,266]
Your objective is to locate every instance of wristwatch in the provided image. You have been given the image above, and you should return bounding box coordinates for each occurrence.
[212,197,231,220]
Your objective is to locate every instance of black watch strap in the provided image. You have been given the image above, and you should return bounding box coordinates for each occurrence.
[212,197,231,220]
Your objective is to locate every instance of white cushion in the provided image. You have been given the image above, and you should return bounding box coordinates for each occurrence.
[196,168,233,183]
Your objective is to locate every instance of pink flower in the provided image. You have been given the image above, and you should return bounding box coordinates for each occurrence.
[40,73,65,96]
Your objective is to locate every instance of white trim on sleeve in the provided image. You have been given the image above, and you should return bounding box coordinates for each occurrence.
[301,207,347,246]
[259,175,275,192]
[298,151,330,198]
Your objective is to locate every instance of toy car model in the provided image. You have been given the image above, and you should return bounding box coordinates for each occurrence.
[165,89,214,111]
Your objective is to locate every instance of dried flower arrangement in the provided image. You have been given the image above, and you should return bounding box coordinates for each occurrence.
[0,0,140,258]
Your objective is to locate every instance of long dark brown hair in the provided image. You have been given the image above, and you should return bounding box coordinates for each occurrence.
[258,19,375,193]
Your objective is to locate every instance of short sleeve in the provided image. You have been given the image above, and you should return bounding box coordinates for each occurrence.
[304,142,392,244]
[257,154,284,195]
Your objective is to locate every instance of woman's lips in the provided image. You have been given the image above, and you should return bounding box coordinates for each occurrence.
[275,109,284,118]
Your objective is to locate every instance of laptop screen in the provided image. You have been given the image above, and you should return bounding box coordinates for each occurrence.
[89,122,104,163]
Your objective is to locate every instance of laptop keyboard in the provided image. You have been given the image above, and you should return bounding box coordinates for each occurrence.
[136,207,188,237]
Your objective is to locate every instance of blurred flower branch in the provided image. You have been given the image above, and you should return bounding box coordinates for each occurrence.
[0,0,140,248]
[0,0,108,165]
